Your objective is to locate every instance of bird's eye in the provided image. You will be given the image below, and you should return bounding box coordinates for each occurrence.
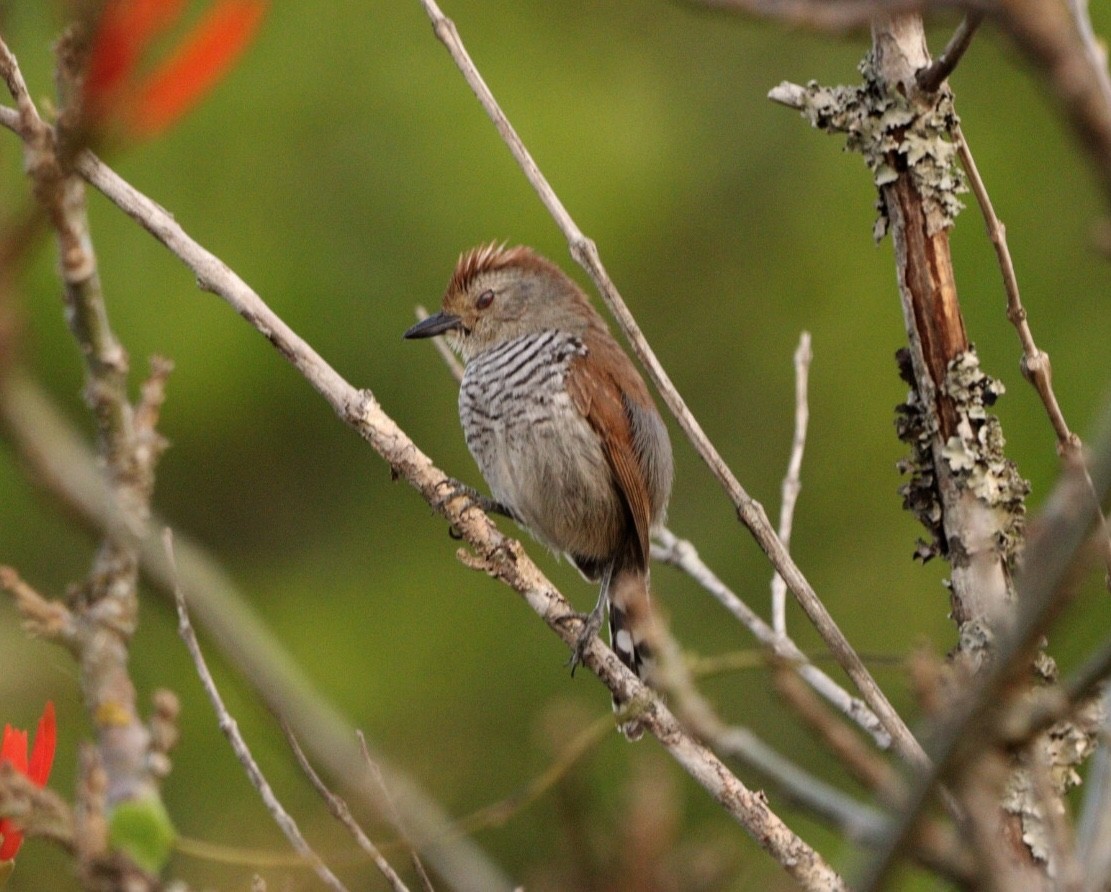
[476,289,495,310]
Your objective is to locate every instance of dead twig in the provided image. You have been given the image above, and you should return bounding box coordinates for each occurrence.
[281,723,411,892]
[916,12,984,92]
[955,123,1111,588]
[772,331,812,635]
[165,529,351,892]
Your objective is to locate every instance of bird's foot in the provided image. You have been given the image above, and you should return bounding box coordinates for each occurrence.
[434,477,512,517]
[432,477,514,538]
[566,596,608,677]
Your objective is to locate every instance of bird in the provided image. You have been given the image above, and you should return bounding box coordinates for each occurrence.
[404,243,673,739]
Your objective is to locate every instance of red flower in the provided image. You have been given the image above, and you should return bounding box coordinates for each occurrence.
[83,1,268,138]
[0,702,57,862]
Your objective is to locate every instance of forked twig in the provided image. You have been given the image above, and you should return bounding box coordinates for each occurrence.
[653,528,892,749]
[916,12,984,92]
[165,530,350,892]
[281,723,412,892]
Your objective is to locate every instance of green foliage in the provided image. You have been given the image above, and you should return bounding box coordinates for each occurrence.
[107,797,176,876]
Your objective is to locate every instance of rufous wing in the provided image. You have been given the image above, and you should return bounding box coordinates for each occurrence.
[566,337,655,568]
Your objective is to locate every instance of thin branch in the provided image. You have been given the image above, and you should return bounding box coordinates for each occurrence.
[653,528,893,749]
[772,665,976,885]
[647,625,888,845]
[0,564,79,646]
[165,530,350,892]
[356,732,436,892]
[956,124,1111,588]
[281,723,411,892]
[772,331,812,635]
[916,12,985,92]
[0,764,76,853]
[772,665,904,802]
[417,0,923,772]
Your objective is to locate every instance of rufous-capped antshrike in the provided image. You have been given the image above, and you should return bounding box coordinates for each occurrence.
[405,244,673,739]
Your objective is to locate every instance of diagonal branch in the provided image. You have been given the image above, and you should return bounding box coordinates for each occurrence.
[653,528,893,749]
[916,12,984,92]
[416,0,924,772]
[0,370,512,892]
[0,111,846,889]
[955,123,1111,587]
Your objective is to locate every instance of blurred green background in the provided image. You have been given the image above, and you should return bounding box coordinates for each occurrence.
[2,2,1110,889]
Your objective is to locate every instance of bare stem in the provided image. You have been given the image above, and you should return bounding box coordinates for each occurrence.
[772,331,812,635]
[165,530,350,892]
[916,12,984,92]
[654,528,892,749]
[282,723,411,892]
[956,124,1111,588]
[648,624,886,846]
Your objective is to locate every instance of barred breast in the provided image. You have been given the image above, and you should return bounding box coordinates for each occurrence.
[459,329,625,563]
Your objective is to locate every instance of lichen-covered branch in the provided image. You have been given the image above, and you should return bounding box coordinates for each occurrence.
[771,10,1106,880]
[859,411,1111,888]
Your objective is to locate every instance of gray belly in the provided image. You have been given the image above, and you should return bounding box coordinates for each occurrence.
[459,331,624,561]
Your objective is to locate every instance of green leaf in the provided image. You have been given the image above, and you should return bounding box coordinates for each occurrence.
[108,796,177,875]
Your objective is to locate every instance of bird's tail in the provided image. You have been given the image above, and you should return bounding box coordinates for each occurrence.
[607,564,654,741]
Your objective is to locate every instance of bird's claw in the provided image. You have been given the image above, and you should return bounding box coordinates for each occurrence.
[433,477,482,512]
[565,600,607,677]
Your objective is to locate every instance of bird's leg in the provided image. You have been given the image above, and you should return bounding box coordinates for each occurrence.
[568,563,613,676]
[434,477,515,519]
[433,477,516,539]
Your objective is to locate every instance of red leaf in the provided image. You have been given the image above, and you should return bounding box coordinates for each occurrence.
[84,0,187,118]
[0,726,27,776]
[0,817,22,862]
[0,703,57,862]
[28,702,55,787]
[129,0,267,137]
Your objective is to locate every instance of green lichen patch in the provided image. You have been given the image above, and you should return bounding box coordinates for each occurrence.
[940,350,1030,568]
[788,54,966,240]
[894,348,945,562]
